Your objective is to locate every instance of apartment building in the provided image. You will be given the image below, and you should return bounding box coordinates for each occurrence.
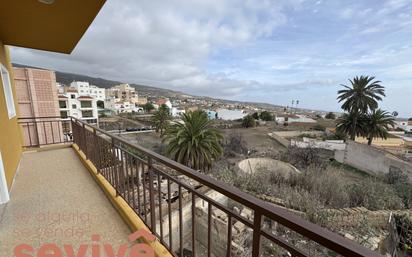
[13,67,64,146]
[106,83,138,103]
[136,96,148,105]
[59,88,98,124]
[70,81,105,101]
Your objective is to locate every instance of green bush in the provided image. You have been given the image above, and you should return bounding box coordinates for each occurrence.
[242,115,256,128]
[325,112,336,119]
[260,111,273,121]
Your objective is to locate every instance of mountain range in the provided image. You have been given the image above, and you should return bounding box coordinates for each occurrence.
[12,63,183,98]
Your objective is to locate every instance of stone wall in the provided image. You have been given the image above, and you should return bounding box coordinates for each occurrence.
[334,141,412,181]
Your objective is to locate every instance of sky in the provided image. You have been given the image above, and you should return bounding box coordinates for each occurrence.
[10,0,412,117]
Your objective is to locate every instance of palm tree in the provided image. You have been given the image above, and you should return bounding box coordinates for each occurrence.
[163,111,223,171]
[336,112,367,139]
[364,109,395,145]
[151,104,171,136]
[337,76,385,139]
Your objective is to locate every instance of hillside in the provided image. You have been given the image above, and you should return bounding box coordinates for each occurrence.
[12,63,183,98]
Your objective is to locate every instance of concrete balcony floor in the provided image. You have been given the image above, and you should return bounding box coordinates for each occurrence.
[0,147,131,256]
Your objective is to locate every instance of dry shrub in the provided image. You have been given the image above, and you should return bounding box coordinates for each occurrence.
[223,132,248,157]
[280,146,326,170]
[348,178,404,210]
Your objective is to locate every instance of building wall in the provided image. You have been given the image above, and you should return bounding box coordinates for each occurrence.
[59,92,98,123]
[71,81,105,101]
[0,41,23,189]
[355,136,404,147]
[335,141,412,181]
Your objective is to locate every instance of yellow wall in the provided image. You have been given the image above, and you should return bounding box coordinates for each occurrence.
[0,40,23,189]
[355,136,404,147]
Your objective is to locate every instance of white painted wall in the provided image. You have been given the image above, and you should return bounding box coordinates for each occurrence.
[291,137,346,151]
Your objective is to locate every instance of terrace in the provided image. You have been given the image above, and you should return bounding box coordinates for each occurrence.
[5,117,383,257]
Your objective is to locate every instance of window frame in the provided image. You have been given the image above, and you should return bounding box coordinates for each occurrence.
[60,111,68,119]
[80,100,92,108]
[81,110,93,118]
[58,100,67,109]
[0,64,16,119]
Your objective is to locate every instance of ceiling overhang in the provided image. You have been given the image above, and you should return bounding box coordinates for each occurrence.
[0,0,106,54]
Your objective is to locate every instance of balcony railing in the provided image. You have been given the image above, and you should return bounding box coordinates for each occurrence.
[18,116,73,147]
[70,117,383,257]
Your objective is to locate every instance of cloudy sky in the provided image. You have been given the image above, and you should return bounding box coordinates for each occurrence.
[10,0,412,117]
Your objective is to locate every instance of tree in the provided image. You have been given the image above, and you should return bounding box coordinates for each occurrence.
[242,115,256,128]
[336,112,367,139]
[337,76,385,139]
[143,102,155,113]
[325,112,336,119]
[364,109,395,145]
[260,111,273,121]
[252,112,259,120]
[163,111,223,171]
[151,105,171,136]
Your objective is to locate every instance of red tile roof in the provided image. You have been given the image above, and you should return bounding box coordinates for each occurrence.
[58,95,68,99]
[66,88,78,92]
[156,98,169,105]
[78,96,93,100]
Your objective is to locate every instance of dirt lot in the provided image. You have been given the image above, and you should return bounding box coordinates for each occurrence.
[219,126,286,156]
[118,124,286,156]
[119,132,163,151]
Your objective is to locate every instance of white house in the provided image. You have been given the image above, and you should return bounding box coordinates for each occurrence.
[156,98,173,110]
[216,109,246,120]
[275,114,316,124]
[58,88,98,124]
[171,107,185,117]
[105,100,143,114]
[70,81,105,102]
[394,119,412,132]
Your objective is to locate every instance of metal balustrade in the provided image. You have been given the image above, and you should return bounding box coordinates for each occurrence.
[70,117,383,257]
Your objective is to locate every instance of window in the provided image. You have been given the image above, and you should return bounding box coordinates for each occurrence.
[80,101,92,108]
[71,94,75,99]
[59,100,67,109]
[60,111,68,119]
[72,104,77,109]
[81,110,93,118]
[1,64,16,119]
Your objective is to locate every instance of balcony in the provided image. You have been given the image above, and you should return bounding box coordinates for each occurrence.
[10,117,384,257]
[0,147,131,256]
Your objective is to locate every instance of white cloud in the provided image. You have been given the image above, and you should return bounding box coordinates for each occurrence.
[10,0,299,97]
